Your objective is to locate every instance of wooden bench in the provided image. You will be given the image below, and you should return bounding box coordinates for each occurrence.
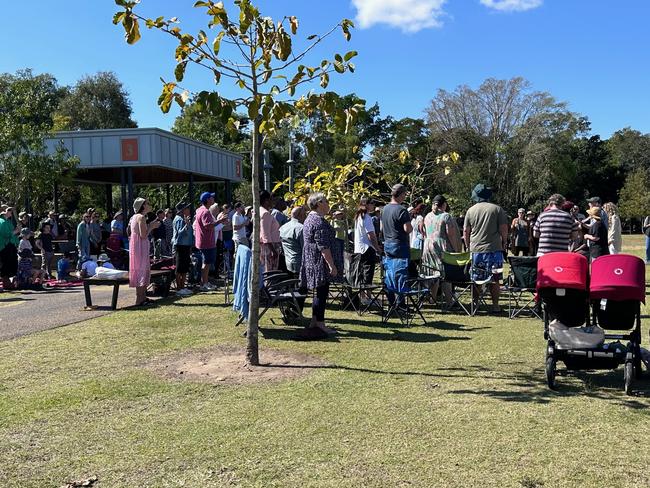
[83,269,175,310]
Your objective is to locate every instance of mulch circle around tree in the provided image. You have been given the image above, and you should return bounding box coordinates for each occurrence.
[147,344,328,386]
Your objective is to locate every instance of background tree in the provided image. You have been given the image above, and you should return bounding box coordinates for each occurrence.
[114,0,360,365]
[618,168,650,221]
[55,71,137,130]
[0,69,77,211]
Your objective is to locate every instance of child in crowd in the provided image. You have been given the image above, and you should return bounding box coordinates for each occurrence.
[16,249,45,289]
[35,223,54,279]
[80,257,98,278]
[96,253,115,270]
[18,228,33,253]
[57,251,77,282]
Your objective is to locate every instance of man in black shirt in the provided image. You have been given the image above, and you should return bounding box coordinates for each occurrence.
[381,184,412,259]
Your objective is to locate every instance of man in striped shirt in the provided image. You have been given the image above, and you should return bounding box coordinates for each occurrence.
[533,194,579,256]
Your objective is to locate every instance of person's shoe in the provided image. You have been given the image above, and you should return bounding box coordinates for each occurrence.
[207,282,218,290]
[176,288,193,297]
[199,284,212,292]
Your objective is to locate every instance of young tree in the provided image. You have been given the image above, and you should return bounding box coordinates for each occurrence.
[114,0,361,365]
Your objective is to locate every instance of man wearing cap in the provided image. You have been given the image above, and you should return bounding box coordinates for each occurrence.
[585,196,608,230]
[173,202,194,296]
[463,184,509,313]
[381,184,413,307]
[194,192,219,291]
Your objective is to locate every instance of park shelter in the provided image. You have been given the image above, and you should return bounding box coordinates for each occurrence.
[44,127,243,216]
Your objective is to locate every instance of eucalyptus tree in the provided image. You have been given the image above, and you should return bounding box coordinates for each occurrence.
[113,0,361,364]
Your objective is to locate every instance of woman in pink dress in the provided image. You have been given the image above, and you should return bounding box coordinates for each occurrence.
[129,197,160,306]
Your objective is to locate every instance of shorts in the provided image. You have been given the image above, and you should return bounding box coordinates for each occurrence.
[200,247,216,265]
[175,245,191,274]
[471,251,504,283]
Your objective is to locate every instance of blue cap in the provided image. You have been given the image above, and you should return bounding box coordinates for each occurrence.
[200,192,215,203]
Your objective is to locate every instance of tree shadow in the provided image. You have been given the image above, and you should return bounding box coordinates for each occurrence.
[260,324,470,344]
[326,316,488,333]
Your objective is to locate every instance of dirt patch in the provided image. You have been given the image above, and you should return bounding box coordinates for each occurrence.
[149,344,328,385]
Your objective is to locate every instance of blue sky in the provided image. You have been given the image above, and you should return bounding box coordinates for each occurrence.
[2,0,649,138]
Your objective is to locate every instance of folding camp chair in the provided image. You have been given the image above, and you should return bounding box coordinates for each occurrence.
[381,256,429,326]
[441,252,474,315]
[505,256,540,319]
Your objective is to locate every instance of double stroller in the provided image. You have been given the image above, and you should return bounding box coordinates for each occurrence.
[538,252,645,395]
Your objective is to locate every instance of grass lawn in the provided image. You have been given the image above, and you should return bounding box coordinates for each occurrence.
[0,236,648,487]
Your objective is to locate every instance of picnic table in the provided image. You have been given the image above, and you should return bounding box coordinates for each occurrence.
[83,269,175,310]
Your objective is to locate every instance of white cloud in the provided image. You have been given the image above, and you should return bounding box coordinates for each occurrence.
[352,0,447,33]
[479,0,543,12]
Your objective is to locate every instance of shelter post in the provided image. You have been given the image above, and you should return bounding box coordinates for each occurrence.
[105,184,113,217]
[188,173,195,218]
[127,167,134,219]
[120,168,128,238]
[225,180,232,205]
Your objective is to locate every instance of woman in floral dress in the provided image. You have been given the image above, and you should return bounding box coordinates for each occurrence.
[421,194,462,307]
[299,192,343,335]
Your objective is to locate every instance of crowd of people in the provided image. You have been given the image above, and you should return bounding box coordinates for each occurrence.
[1,185,649,315]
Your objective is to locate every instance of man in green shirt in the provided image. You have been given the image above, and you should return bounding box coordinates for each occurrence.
[463,184,509,314]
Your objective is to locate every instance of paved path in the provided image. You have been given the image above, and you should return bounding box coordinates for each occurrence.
[0,286,148,341]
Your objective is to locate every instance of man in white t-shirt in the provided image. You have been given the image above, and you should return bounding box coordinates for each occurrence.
[232,202,250,251]
[353,199,381,298]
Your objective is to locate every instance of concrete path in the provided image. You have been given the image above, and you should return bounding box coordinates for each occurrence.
[0,285,148,341]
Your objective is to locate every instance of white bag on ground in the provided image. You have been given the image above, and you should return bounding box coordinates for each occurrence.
[94,267,128,280]
[548,320,605,350]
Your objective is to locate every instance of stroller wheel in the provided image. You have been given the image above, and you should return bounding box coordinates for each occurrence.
[545,356,557,390]
[624,361,634,395]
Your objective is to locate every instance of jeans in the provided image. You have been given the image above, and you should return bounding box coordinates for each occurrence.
[646,236,650,263]
[312,283,329,322]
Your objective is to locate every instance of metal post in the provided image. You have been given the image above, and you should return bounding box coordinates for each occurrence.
[188,173,195,218]
[263,149,272,192]
[287,143,295,193]
[225,180,232,204]
[53,182,60,213]
[105,184,113,217]
[120,168,128,238]
[127,167,134,220]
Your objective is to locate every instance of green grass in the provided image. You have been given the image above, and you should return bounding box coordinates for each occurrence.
[0,236,648,487]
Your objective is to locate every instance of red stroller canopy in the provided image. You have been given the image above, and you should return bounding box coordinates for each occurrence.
[590,254,646,303]
[537,252,588,290]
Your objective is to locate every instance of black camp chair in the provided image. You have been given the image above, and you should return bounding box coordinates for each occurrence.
[505,256,540,319]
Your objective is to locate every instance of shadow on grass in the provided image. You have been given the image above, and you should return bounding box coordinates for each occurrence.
[326,316,489,333]
[260,324,471,344]
[446,365,650,409]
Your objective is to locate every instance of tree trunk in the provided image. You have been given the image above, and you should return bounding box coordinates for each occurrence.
[246,115,262,366]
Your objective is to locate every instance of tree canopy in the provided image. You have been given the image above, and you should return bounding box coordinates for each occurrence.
[55,71,137,130]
